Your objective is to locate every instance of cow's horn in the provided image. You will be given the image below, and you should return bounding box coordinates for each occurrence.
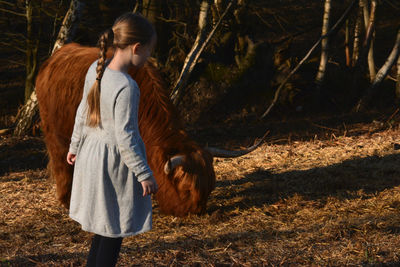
[164,155,186,174]
[205,131,269,158]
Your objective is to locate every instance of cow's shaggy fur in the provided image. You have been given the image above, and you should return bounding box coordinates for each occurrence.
[36,43,215,217]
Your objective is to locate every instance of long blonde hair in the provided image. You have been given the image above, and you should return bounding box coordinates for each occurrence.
[86,13,156,127]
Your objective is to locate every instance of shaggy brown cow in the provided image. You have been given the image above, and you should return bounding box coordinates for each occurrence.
[36,43,263,217]
[36,43,217,216]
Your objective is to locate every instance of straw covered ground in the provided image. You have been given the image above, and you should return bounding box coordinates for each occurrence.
[1,119,400,266]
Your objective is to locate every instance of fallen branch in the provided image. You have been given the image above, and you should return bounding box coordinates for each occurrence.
[386,108,399,124]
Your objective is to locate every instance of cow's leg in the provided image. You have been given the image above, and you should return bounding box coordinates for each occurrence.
[46,134,73,209]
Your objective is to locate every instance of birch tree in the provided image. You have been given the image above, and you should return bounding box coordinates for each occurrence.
[170,0,234,106]
[261,0,357,118]
[315,0,331,90]
[396,53,400,98]
[133,0,142,13]
[169,0,210,106]
[352,4,363,66]
[355,28,400,111]
[345,19,351,67]
[13,0,83,136]
[351,0,376,99]
[360,0,376,81]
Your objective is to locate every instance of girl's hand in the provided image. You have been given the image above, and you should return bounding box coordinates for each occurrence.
[67,152,76,165]
[141,176,158,197]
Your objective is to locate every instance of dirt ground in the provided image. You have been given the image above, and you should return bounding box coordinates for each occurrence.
[1,115,400,266]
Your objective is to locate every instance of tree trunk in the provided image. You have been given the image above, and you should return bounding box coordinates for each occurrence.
[360,0,376,81]
[345,19,351,67]
[350,0,376,102]
[133,0,142,13]
[170,0,210,106]
[261,0,357,118]
[232,0,259,72]
[233,0,246,68]
[14,0,84,136]
[142,0,160,24]
[211,0,223,25]
[355,28,400,111]
[52,0,84,54]
[361,0,376,60]
[396,53,400,98]
[24,0,38,102]
[170,0,234,106]
[352,3,363,66]
[14,91,40,136]
[315,0,331,90]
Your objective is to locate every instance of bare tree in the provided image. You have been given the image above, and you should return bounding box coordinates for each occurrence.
[360,0,377,66]
[51,0,83,54]
[24,0,39,102]
[351,0,376,99]
[315,0,331,90]
[169,0,210,105]
[360,0,376,81]
[345,19,351,67]
[352,3,363,66]
[396,52,400,98]
[232,0,261,72]
[133,0,142,13]
[0,1,41,103]
[261,0,357,118]
[170,0,234,106]
[142,0,160,24]
[13,0,83,136]
[355,28,400,111]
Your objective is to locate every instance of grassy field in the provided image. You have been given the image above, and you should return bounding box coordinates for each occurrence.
[1,118,400,266]
[1,1,400,265]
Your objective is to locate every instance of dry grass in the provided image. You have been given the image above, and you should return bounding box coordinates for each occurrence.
[2,125,400,266]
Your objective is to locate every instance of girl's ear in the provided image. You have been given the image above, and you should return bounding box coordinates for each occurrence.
[131,43,141,55]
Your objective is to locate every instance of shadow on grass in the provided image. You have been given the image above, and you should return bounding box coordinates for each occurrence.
[1,252,85,267]
[190,110,394,149]
[208,153,400,213]
[0,137,47,177]
[126,228,400,266]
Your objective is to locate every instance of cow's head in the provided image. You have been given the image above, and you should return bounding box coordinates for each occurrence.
[163,148,215,215]
[159,134,267,216]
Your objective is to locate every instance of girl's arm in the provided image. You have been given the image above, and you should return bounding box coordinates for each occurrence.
[114,82,153,183]
[69,79,90,155]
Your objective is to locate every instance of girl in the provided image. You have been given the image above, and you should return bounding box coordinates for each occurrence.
[66,13,158,267]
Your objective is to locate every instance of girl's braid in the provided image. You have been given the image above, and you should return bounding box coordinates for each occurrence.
[96,28,114,82]
[86,28,114,127]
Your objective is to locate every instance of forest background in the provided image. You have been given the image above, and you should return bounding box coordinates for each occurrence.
[0,0,400,136]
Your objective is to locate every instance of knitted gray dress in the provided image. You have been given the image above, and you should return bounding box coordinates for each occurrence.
[68,60,153,238]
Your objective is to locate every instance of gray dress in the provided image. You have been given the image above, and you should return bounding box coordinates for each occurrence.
[68,60,153,238]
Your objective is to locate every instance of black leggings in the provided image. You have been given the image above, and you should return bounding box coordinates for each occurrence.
[86,234,123,267]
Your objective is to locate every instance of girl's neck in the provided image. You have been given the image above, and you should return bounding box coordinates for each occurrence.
[107,48,132,73]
